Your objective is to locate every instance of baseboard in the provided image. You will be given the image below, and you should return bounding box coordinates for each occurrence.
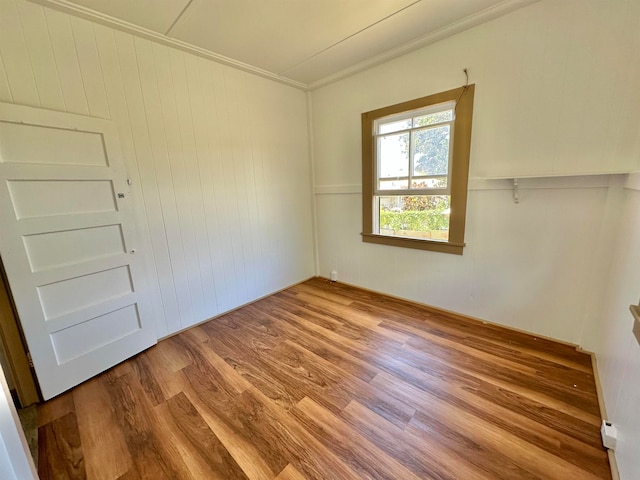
[588,352,620,480]
[316,276,585,350]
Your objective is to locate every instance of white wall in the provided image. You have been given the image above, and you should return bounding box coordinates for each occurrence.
[589,178,640,480]
[310,0,640,346]
[0,0,315,338]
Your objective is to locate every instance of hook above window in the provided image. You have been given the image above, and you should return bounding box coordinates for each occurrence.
[513,178,519,204]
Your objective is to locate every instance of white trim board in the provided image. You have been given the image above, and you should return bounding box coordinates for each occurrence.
[314,175,616,195]
[624,172,640,191]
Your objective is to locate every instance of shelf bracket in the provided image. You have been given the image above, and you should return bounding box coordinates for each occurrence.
[513,178,519,204]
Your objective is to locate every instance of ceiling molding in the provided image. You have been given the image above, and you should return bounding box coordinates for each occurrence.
[26,0,308,90]
[307,0,540,90]
[27,0,538,92]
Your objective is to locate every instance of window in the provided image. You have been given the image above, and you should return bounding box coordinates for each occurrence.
[361,85,475,255]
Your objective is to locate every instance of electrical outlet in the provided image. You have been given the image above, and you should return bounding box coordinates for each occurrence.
[601,421,618,450]
[330,270,337,282]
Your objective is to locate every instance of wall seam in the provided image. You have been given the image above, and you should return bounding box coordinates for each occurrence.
[306,90,320,276]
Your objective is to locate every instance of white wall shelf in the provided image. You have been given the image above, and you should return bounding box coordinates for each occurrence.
[470,173,633,203]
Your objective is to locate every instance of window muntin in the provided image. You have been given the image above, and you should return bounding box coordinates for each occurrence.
[361,85,474,255]
[374,101,455,196]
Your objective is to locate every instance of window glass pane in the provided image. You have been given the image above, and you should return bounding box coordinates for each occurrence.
[377,195,450,242]
[413,109,453,127]
[378,118,412,134]
[413,125,450,176]
[378,133,409,178]
[411,176,447,189]
[378,179,408,190]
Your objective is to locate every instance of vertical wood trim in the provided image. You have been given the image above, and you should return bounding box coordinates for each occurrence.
[114,30,181,336]
[69,16,110,119]
[135,36,194,329]
[197,58,234,312]
[0,264,39,407]
[305,91,320,276]
[44,7,89,115]
[154,44,208,323]
[0,0,40,107]
[92,23,168,336]
[235,71,263,301]
[219,67,250,305]
[361,111,374,235]
[448,83,474,246]
[16,1,65,111]
[0,53,14,103]
[181,52,218,318]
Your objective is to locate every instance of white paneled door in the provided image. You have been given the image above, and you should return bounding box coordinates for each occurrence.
[0,102,156,400]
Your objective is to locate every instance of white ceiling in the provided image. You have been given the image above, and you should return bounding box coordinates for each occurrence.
[35,0,537,88]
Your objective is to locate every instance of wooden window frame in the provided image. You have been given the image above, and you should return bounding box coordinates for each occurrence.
[361,85,475,255]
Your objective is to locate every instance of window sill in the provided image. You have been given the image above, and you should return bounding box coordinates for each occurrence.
[362,233,464,255]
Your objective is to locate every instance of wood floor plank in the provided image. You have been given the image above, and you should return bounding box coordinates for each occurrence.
[275,339,416,428]
[248,303,380,382]
[38,412,86,480]
[401,338,600,414]
[408,408,605,480]
[73,377,133,480]
[381,316,598,393]
[290,282,354,305]
[372,371,610,478]
[198,325,303,411]
[178,328,253,394]
[292,396,422,480]
[157,392,249,480]
[130,351,166,406]
[356,295,595,373]
[101,373,194,479]
[275,464,306,480]
[340,400,494,480]
[38,391,75,427]
[37,278,611,480]
[372,345,603,446]
[305,277,588,360]
[180,373,277,480]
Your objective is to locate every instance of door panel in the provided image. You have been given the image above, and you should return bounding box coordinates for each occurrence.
[0,121,108,166]
[0,102,156,400]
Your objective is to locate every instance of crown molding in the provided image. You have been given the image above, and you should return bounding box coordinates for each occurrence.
[27,0,538,92]
[26,0,309,90]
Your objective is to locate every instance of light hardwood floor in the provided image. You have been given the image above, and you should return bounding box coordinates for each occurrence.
[37,278,611,479]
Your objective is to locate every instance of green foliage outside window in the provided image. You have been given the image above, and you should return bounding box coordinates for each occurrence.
[379,195,450,232]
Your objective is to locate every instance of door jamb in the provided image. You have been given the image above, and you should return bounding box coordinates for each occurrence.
[0,259,40,407]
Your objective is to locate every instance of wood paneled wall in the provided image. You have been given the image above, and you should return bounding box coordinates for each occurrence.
[0,0,315,338]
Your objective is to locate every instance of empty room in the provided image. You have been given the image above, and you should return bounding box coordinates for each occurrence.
[0,0,638,479]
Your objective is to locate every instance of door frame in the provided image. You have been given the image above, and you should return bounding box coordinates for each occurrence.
[0,258,39,407]
[0,359,38,480]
